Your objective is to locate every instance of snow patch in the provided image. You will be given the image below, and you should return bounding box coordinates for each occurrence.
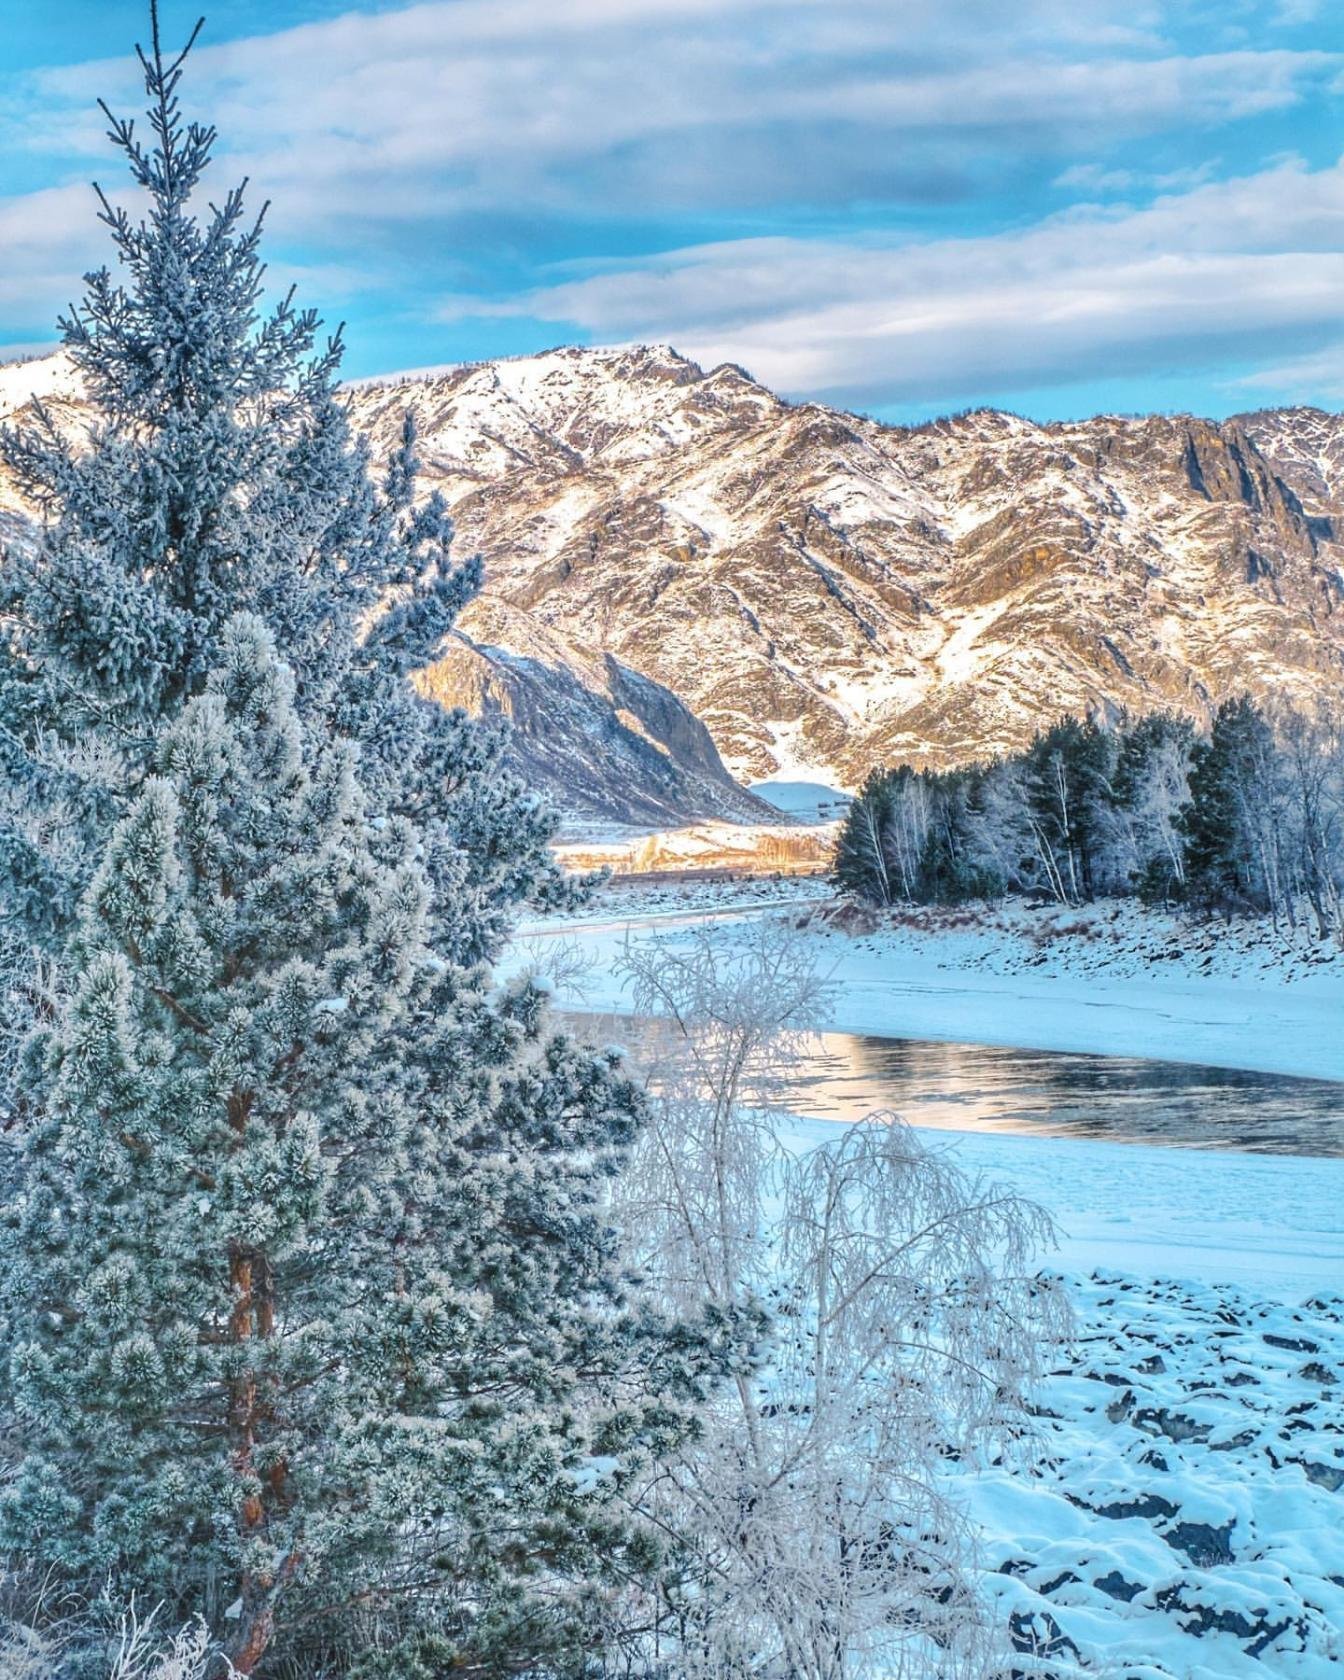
[749,778,850,823]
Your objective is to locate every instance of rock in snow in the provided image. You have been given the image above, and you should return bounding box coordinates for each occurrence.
[967,1271,1344,1679]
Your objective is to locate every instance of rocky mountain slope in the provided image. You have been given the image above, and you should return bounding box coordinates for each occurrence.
[0,350,772,830]
[416,599,773,828]
[350,348,1344,787]
[5,345,1343,811]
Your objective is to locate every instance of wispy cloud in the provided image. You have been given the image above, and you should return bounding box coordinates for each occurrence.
[457,157,1344,405]
[0,0,1339,412]
[6,4,1334,227]
[1052,160,1221,195]
[0,183,105,334]
[1236,343,1344,399]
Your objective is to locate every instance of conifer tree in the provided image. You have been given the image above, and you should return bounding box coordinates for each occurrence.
[1181,696,1280,915]
[1021,719,1116,904]
[0,12,724,1674]
[0,3,571,1098]
[1,617,716,1675]
[833,767,900,905]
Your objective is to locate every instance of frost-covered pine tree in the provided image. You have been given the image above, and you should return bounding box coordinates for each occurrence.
[0,616,716,1676]
[0,6,572,1098]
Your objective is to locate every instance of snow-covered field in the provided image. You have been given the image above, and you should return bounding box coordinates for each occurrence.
[771,1119,1344,1676]
[515,887,1344,1082]
[508,884,1344,1677]
[970,1269,1344,1679]
[748,776,852,823]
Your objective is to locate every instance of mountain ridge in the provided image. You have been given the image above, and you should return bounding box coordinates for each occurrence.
[4,344,1342,813]
[345,343,1344,785]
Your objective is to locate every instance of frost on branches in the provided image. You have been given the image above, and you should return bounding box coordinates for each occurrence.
[613,924,1068,1679]
[835,703,1344,937]
[0,7,575,1100]
[0,616,720,1675]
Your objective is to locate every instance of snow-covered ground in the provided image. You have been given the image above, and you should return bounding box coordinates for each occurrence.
[508,884,1344,1677]
[776,1114,1344,1676]
[969,1268,1344,1679]
[514,888,1344,1082]
[778,1127,1342,1678]
[853,1124,1341,1304]
[748,776,852,823]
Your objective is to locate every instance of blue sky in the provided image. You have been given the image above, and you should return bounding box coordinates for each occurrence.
[0,0,1340,422]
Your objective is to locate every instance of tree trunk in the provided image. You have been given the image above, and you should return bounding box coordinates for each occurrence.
[225,1244,291,1674]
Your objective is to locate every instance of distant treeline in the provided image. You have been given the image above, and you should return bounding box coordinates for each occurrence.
[834,699,1344,937]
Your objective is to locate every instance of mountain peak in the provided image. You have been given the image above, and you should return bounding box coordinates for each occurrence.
[0,348,80,420]
[343,349,1344,789]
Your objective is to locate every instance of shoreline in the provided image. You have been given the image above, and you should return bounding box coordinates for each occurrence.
[509,886,1344,1085]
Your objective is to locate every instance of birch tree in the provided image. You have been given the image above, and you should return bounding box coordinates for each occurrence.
[613,923,1065,1678]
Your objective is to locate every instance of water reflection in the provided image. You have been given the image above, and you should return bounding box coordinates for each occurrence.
[561,1010,1344,1157]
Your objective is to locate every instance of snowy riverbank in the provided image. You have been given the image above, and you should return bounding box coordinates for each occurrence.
[508,885,1344,1676]
[775,1112,1344,1675]
[826,1122,1343,1303]
[968,1268,1344,1679]
[774,1124,1344,1676]
[512,886,1344,1083]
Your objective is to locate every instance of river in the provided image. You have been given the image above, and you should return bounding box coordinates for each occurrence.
[562,1010,1344,1157]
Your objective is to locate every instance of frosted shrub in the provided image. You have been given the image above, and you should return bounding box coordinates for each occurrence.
[0,1606,223,1680]
[0,1622,58,1680]
[614,922,1068,1678]
[106,1611,227,1680]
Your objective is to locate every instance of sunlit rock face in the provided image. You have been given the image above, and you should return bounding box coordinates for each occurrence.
[6,344,1343,810]
[415,597,777,828]
[347,345,1344,788]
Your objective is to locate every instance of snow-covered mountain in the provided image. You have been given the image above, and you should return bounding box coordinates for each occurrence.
[349,346,1344,788]
[416,598,775,828]
[0,348,772,830]
[5,344,1343,811]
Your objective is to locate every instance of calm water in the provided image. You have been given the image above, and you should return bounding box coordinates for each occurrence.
[562,1011,1344,1157]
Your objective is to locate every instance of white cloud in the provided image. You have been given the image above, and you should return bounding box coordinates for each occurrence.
[0,0,1336,403]
[1053,160,1220,195]
[1273,0,1325,22]
[3,3,1333,233]
[459,157,1344,404]
[1236,343,1344,399]
[0,184,107,326]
